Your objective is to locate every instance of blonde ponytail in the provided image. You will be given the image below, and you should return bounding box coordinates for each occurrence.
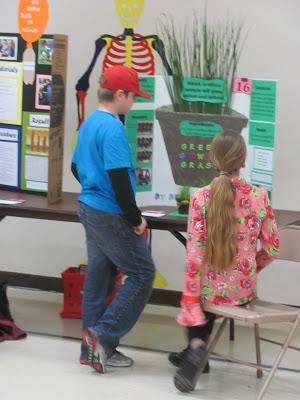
[205,131,246,271]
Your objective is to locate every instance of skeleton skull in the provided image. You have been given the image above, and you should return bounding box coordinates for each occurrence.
[115,0,144,28]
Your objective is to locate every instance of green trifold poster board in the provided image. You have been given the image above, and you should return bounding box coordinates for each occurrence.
[248,79,277,191]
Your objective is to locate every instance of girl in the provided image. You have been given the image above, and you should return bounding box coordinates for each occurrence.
[173,130,280,392]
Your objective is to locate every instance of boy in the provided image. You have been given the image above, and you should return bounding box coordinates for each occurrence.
[72,65,155,373]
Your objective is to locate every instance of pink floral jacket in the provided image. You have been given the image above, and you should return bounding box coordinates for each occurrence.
[177,177,280,327]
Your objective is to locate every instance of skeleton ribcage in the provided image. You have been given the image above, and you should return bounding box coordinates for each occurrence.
[102,34,155,75]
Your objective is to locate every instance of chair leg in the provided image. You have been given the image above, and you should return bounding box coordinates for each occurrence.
[199,317,229,373]
[254,324,263,378]
[257,318,300,400]
[230,318,235,341]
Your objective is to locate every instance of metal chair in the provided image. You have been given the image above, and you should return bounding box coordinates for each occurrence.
[202,226,300,400]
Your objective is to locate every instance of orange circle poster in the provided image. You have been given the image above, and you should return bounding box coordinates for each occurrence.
[18,0,49,47]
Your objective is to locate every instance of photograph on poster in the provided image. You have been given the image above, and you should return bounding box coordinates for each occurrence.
[26,128,49,155]
[136,167,152,186]
[137,136,153,149]
[35,74,52,110]
[125,109,154,192]
[0,36,18,60]
[137,150,152,163]
[38,38,54,65]
[21,112,50,192]
[137,121,153,134]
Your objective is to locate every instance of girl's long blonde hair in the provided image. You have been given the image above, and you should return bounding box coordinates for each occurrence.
[205,131,247,272]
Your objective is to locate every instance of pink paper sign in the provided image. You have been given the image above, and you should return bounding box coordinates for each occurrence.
[233,78,253,95]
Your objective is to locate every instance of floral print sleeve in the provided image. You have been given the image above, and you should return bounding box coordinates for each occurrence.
[177,190,208,327]
[256,190,280,272]
[177,180,280,328]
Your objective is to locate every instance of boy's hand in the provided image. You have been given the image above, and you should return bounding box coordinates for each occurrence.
[134,217,148,235]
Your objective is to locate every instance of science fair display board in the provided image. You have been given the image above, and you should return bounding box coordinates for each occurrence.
[0,32,68,203]
[127,76,277,207]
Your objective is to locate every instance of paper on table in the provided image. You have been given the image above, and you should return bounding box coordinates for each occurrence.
[142,210,166,217]
[0,199,25,205]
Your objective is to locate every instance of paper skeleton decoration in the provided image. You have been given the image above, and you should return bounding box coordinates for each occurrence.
[75,0,171,127]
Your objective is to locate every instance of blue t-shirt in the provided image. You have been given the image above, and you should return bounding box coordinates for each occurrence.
[72,110,137,214]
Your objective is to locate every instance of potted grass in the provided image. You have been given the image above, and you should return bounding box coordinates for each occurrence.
[176,186,191,214]
[156,12,248,187]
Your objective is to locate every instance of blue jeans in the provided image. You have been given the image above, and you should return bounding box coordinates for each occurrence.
[78,203,155,358]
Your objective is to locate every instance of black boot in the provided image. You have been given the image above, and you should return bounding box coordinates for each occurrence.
[174,346,208,393]
[168,348,210,373]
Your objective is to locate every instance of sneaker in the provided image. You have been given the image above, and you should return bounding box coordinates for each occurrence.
[168,348,210,373]
[174,346,208,393]
[107,350,134,367]
[82,328,107,374]
[79,357,89,366]
[80,350,134,368]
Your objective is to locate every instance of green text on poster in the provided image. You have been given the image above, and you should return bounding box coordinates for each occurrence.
[135,76,155,103]
[180,120,223,137]
[249,121,275,148]
[250,80,276,123]
[181,78,227,103]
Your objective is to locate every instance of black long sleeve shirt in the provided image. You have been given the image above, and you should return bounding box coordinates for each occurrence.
[71,163,142,226]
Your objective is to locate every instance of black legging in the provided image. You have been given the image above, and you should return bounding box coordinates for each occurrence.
[187,312,216,344]
[0,284,13,320]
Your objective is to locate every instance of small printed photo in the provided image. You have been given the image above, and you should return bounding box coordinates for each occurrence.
[137,121,153,135]
[38,38,54,65]
[0,36,18,60]
[137,150,152,163]
[35,74,52,110]
[136,167,152,186]
[137,136,153,150]
[26,128,49,155]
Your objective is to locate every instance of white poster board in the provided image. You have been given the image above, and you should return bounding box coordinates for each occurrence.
[135,76,277,207]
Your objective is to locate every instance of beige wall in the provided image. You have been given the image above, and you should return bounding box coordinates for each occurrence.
[1,0,300,304]
[2,0,299,207]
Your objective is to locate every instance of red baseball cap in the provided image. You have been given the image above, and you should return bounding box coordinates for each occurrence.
[100,65,151,99]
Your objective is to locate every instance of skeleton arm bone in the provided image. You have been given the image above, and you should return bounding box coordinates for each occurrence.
[75,36,109,128]
[150,36,172,76]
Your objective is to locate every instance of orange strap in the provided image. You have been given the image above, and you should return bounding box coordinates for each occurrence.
[181,294,201,304]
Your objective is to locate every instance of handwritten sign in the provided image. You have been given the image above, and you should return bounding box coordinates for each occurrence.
[18,0,49,47]
[250,80,276,123]
[18,0,49,84]
[181,78,227,104]
[180,120,223,137]
[233,77,253,94]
